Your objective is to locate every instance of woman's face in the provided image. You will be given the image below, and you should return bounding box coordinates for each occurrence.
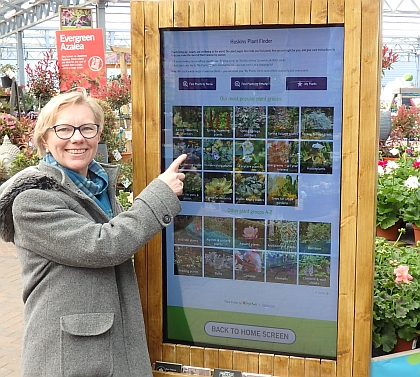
[43,103,101,176]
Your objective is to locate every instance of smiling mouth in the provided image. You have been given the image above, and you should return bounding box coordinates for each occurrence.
[67,149,87,155]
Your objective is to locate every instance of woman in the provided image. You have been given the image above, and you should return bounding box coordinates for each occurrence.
[0,90,186,376]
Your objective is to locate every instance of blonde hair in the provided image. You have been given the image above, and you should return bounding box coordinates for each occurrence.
[34,90,104,157]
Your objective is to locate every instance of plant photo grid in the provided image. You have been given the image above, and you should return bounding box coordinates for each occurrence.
[167,103,337,287]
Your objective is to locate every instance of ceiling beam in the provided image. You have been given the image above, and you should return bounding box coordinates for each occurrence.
[0,0,95,38]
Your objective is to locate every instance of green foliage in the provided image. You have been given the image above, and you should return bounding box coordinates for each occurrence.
[7,152,40,177]
[117,190,132,211]
[373,235,420,352]
[301,222,331,244]
[377,157,420,228]
[0,63,17,77]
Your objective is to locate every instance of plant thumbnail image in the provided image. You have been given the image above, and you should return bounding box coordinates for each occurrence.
[299,222,331,254]
[173,138,202,170]
[203,139,233,171]
[204,248,233,279]
[234,106,266,139]
[234,139,265,172]
[267,106,299,139]
[265,252,297,285]
[298,254,331,287]
[267,140,298,173]
[204,216,234,248]
[266,220,298,251]
[301,107,334,140]
[234,250,265,282]
[172,106,202,138]
[179,172,202,202]
[300,141,333,174]
[61,7,92,29]
[174,215,203,246]
[204,172,233,203]
[174,246,203,277]
[235,173,266,205]
[267,174,298,207]
[204,106,234,137]
[234,218,265,250]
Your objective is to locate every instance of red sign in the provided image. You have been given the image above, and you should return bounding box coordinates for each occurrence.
[56,28,106,96]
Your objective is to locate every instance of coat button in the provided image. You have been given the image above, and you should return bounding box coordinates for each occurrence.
[162,214,171,224]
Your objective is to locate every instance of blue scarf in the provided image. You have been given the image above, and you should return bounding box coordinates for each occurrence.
[43,154,113,219]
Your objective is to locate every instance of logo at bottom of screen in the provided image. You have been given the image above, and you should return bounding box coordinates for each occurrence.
[213,368,242,377]
[204,322,296,344]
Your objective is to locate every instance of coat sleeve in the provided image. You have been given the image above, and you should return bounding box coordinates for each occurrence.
[12,178,181,268]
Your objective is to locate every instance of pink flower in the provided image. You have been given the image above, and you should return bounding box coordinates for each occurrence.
[394,265,413,284]
[413,160,420,169]
[243,226,258,239]
[378,160,388,168]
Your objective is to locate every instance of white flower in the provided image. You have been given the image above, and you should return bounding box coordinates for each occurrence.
[384,161,399,173]
[378,166,384,175]
[389,148,399,156]
[243,155,252,163]
[404,176,420,189]
[242,140,254,155]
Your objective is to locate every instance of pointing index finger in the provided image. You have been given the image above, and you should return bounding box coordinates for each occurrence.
[167,154,187,172]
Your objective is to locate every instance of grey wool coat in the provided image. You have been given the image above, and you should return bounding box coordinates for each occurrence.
[0,161,181,377]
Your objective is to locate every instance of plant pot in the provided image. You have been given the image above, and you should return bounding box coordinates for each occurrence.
[1,76,12,88]
[382,157,399,161]
[412,223,420,245]
[379,111,392,140]
[120,152,132,162]
[392,336,418,353]
[376,219,403,241]
[96,143,109,163]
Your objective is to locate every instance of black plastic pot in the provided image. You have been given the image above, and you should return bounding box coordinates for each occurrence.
[1,76,12,88]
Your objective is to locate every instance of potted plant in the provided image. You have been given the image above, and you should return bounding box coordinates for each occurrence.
[25,49,60,109]
[390,105,420,145]
[0,63,16,88]
[376,159,405,238]
[377,157,420,239]
[98,74,131,116]
[95,99,119,162]
[382,45,399,77]
[373,234,420,353]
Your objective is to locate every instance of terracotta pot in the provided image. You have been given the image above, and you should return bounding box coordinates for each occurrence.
[120,152,132,162]
[382,157,399,161]
[392,336,418,353]
[412,223,420,245]
[376,219,403,241]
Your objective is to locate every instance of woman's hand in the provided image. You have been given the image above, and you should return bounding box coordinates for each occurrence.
[158,154,187,196]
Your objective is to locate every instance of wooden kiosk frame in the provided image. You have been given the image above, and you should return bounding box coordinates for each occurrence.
[130,1,381,376]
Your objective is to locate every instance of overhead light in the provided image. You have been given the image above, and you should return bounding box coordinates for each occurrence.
[4,9,17,19]
[21,1,36,9]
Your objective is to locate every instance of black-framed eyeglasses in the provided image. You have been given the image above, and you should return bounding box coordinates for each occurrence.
[48,124,100,140]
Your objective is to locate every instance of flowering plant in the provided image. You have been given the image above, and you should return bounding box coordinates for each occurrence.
[25,49,60,108]
[0,113,36,147]
[97,74,131,113]
[382,45,399,76]
[0,63,16,79]
[390,105,420,143]
[373,234,420,352]
[377,157,420,228]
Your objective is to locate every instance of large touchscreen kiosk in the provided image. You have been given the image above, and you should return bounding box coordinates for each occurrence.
[161,26,344,358]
